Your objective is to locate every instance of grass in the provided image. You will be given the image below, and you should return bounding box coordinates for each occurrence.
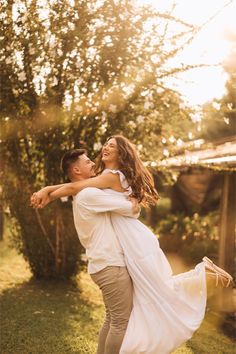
[0,238,235,354]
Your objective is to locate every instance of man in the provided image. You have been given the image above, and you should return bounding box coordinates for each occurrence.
[31,149,138,354]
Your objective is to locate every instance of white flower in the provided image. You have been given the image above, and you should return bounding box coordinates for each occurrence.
[212,101,221,110]
[190,113,202,123]
[176,139,183,147]
[137,144,143,151]
[188,132,193,140]
[144,101,153,110]
[224,117,229,124]
[140,90,149,97]
[75,105,83,112]
[109,104,117,113]
[163,149,169,157]
[162,137,167,144]
[104,35,112,44]
[137,115,144,123]
[150,54,159,64]
[18,72,26,81]
[94,142,102,151]
[6,57,12,65]
[29,47,35,55]
[57,48,63,56]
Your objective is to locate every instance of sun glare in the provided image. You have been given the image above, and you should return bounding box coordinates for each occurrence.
[135,0,236,104]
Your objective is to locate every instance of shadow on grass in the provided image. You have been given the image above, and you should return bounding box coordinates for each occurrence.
[186,311,236,354]
[0,278,102,354]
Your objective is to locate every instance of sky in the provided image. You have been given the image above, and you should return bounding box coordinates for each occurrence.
[136,0,236,106]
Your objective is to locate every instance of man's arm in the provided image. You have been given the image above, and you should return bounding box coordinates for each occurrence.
[31,174,121,208]
[77,188,140,218]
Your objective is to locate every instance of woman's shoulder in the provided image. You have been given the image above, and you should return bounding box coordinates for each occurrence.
[102,168,126,180]
[102,169,132,194]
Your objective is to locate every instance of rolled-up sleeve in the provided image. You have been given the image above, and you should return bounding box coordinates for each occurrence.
[75,188,137,217]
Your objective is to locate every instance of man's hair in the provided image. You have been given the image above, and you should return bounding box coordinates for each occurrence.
[60,149,86,177]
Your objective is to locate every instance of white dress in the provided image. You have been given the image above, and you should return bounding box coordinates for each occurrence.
[102,169,207,354]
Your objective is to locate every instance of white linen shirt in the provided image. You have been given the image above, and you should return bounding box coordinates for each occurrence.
[72,187,135,274]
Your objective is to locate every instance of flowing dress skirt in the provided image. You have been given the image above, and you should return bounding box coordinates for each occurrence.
[110,214,206,354]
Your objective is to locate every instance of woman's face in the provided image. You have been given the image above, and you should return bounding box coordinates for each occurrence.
[101,138,119,166]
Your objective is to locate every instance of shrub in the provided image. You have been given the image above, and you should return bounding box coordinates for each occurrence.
[156,212,219,263]
[4,179,83,279]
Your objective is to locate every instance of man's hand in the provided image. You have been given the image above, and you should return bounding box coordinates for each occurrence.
[31,188,51,209]
[128,196,140,215]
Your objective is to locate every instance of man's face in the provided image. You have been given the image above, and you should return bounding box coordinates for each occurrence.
[73,154,96,179]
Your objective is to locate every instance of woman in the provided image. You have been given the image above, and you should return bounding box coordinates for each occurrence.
[32,135,233,354]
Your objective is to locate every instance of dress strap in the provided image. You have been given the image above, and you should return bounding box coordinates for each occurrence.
[102,169,132,195]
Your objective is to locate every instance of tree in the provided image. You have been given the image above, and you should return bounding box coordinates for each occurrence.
[0,0,198,279]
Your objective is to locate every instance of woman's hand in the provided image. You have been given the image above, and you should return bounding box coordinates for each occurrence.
[31,188,51,208]
[128,196,140,215]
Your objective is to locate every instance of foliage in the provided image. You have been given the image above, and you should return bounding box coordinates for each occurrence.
[157,212,219,263]
[3,182,83,279]
[1,0,199,278]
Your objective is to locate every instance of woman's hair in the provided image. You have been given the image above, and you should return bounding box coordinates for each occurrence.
[96,135,159,206]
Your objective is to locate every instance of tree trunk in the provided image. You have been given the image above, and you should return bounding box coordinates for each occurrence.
[0,203,3,241]
[218,172,236,276]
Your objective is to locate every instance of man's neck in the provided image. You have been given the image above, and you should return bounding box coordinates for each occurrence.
[71,176,85,182]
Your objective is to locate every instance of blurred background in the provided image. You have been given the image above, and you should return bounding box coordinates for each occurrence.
[0,1,235,353]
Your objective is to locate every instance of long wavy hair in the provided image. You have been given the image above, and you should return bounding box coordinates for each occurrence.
[95,135,160,206]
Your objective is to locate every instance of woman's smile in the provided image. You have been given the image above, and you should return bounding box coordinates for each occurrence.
[101,138,119,168]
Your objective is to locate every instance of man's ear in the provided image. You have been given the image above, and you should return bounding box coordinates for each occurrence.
[73,166,81,175]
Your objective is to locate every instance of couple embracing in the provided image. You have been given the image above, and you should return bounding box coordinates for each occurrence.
[31,135,233,354]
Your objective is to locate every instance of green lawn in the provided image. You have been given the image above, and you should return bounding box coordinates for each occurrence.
[0,239,235,354]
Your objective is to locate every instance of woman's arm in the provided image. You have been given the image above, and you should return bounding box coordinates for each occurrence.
[36,173,123,208]
[31,183,67,207]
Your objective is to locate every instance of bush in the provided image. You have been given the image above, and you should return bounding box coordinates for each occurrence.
[156,212,219,263]
[4,179,83,279]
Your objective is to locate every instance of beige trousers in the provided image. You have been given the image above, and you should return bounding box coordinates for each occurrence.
[90,266,133,354]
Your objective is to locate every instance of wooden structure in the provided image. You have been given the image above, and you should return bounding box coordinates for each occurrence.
[154,136,236,276]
